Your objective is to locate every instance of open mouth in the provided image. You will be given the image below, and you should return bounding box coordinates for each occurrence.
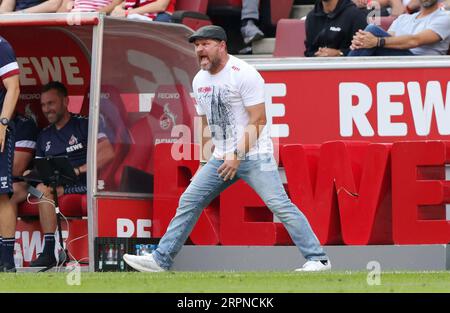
[199,56,209,66]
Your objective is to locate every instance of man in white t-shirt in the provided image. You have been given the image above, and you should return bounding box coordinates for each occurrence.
[123,25,331,273]
[348,0,450,56]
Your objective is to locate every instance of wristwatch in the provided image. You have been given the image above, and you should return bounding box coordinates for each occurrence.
[0,117,9,126]
[234,149,245,160]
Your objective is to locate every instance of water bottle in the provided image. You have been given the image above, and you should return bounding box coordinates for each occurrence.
[135,244,141,256]
[98,246,104,271]
[106,244,114,265]
[14,243,23,269]
[112,244,118,265]
[119,244,125,271]
[140,244,149,256]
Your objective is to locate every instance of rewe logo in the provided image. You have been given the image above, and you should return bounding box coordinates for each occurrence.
[17,56,84,86]
[339,81,450,137]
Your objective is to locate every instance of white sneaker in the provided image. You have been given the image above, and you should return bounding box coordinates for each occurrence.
[123,253,166,272]
[295,260,331,272]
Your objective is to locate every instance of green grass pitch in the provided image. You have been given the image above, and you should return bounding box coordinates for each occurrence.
[0,271,449,293]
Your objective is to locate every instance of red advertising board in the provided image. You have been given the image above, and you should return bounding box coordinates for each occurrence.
[97,198,153,238]
[260,69,450,144]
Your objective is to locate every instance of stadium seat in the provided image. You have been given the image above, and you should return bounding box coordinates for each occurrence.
[19,194,85,217]
[273,18,306,57]
[81,194,88,216]
[268,0,294,26]
[171,0,212,30]
[114,115,155,189]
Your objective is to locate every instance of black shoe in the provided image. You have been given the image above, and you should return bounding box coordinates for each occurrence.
[1,263,16,273]
[30,253,57,268]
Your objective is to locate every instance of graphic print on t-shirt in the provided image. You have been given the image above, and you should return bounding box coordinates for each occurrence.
[198,86,238,153]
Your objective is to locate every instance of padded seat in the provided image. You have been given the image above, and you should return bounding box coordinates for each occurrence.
[19,194,86,217]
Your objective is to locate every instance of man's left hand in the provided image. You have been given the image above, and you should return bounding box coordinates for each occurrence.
[217,153,241,181]
[314,47,343,57]
[351,30,378,50]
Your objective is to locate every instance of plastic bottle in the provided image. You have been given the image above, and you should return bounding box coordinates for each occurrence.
[13,243,23,269]
[135,244,141,256]
[113,244,118,265]
[140,244,149,256]
[119,243,125,271]
[106,244,114,265]
[98,246,104,271]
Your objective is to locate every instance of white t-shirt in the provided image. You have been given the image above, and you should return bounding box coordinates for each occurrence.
[389,8,450,55]
[193,55,273,159]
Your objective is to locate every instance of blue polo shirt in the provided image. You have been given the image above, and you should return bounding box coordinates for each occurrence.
[0,36,19,113]
[36,114,90,189]
[15,0,45,10]
[0,36,19,195]
[14,114,39,153]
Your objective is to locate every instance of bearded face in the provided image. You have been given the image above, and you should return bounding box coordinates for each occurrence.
[194,39,225,73]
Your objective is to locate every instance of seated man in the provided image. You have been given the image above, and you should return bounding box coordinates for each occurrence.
[305,0,368,57]
[349,0,450,56]
[57,0,122,13]
[0,113,38,271]
[29,81,114,268]
[110,0,176,23]
[0,0,62,13]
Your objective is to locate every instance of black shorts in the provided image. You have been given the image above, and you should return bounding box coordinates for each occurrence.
[0,121,15,196]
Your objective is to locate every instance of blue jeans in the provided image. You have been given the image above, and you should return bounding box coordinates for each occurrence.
[155,12,172,23]
[152,154,328,269]
[348,24,413,57]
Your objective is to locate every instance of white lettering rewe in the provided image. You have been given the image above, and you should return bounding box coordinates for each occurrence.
[17,56,84,86]
[339,81,450,137]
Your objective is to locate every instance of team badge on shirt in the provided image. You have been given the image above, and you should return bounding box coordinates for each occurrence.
[69,135,78,146]
[45,141,52,152]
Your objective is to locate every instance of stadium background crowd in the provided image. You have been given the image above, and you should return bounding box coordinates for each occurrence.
[0,0,449,55]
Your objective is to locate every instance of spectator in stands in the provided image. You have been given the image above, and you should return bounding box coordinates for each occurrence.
[305,0,367,57]
[57,0,122,13]
[0,35,20,273]
[444,0,450,9]
[0,114,38,272]
[349,0,450,56]
[110,0,176,22]
[0,0,61,13]
[352,0,405,17]
[241,0,265,45]
[29,81,114,268]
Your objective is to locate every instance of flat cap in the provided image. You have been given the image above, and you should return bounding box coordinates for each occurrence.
[188,25,227,43]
